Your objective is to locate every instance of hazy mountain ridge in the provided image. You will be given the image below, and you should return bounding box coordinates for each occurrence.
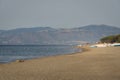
[0,25,120,45]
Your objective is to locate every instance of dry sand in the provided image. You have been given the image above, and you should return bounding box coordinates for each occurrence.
[0,47,120,80]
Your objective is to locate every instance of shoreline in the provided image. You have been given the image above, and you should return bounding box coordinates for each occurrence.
[0,46,104,64]
[14,46,83,64]
[0,47,120,80]
[0,46,86,65]
[0,45,81,64]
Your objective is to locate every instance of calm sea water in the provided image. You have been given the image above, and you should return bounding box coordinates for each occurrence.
[0,45,80,63]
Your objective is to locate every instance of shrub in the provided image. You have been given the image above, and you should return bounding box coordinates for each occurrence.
[100,34,120,43]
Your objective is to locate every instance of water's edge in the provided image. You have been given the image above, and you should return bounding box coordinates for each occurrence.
[0,45,81,64]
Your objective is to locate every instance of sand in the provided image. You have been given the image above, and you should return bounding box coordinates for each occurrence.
[0,47,120,80]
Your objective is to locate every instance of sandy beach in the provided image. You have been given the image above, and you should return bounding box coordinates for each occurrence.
[0,47,120,80]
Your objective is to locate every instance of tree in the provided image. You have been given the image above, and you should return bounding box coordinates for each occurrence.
[100,34,120,43]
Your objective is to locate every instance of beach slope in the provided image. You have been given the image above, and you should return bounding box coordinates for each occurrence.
[0,47,120,80]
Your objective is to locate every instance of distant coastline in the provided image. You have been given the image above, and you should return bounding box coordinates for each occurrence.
[0,25,120,45]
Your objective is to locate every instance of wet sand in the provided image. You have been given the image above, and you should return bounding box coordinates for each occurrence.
[0,47,120,80]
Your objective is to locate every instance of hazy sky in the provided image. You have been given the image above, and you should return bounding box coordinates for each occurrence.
[0,0,120,30]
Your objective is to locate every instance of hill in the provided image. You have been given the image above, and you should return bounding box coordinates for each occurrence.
[0,25,120,45]
[100,34,120,43]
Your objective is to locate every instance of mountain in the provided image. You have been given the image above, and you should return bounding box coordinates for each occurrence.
[71,24,120,42]
[0,25,120,45]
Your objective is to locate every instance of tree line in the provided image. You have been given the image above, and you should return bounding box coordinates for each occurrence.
[100,34,120,43]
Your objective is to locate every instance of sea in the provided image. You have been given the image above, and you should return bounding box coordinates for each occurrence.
[0,45,81,63]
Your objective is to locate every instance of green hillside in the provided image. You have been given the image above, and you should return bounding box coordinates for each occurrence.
[100,34,120,43]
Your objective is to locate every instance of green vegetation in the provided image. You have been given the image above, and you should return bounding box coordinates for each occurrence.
[100,34,120,43]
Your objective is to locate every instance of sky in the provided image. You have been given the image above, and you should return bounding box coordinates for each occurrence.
[0,0,120,30]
